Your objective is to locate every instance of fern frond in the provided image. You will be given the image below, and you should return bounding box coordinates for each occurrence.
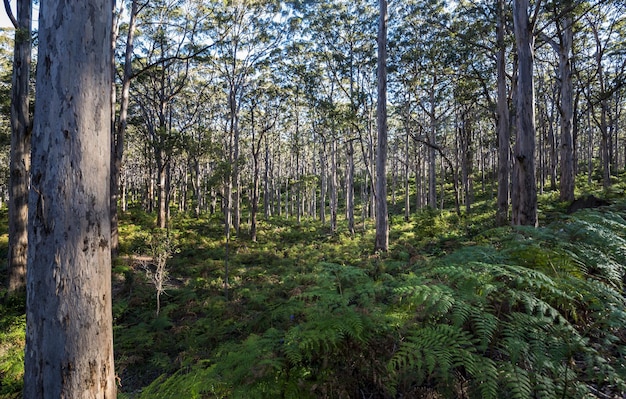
[394,283,456,316]
[389,324,499,398]
[500,363,532,399]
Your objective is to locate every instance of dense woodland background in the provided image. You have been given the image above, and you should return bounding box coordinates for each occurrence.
[1,0,626,397]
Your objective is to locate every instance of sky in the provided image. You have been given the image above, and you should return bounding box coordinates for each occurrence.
[0,0,15,29]
[0,1,39,29]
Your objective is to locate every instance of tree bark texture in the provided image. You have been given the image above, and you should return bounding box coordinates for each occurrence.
[25,1,116,397]
[428,84,437,209]
[346,139,355,236]
[6,0,31,294]
[558,15,575,202]
[511,0,538,226]
[375,0,389,252]
[495,0,510,226]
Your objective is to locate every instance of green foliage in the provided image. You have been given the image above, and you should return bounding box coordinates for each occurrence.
[3,196,624,398]
[117,201,626,398]
[0,295,25,397]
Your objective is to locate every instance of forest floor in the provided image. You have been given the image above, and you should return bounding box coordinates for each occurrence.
[2,183,626,398]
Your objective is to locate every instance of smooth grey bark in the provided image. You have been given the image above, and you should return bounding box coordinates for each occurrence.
[404,119,411,222]
[511,0,539,226]
[346,139,355,236]
[557,15,575,201]
[427,80,437,209]
[25,1,116,397]
[459,109,473,213]
[6,0,31,294]
[319,142,327,225]
[330,138,338,233]
[546,87,558,190]
[495,0,511,226]
[263,135,272,218]
[375,0,389,252]
[591,23,611,188]
[249,101,275,242]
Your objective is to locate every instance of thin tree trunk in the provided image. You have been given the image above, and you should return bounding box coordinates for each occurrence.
[346,139,355,235]
[156,151,167,229]
[496,0,511,226]
[590,21,610,188]
[404,124,411,222]
[330,138,338,233]
[111,0,140,258]
[558,15,575,201]
[375,0,389,252]
[547,94,557,190]
[428,84,437,209]
[6,0,31,294]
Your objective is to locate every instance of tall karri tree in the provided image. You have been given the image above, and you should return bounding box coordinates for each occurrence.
[24,1,116,397]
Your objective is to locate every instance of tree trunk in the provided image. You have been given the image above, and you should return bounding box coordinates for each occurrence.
[263,136,271,218]
[330,138,338,233]
[495,0,511,226]
[404,125,411,222]
[193,158,201,217]
[375,0,389,252]
[320,144,327,224]
[25,1,116,397]
[511,0,538,227]
[558,15,575,201]
[156,151,167,229]
[428,84,437,209]
[111,0,140,258]
[460,111,473,213]
[547,97,557,190]
[6,0,31,294]
[589,21,610,188]
[346,139,355,236]
[250,151,260,240]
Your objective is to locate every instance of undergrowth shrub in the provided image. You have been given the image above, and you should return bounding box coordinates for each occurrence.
[134,204,626,398]
[0,295,25,398]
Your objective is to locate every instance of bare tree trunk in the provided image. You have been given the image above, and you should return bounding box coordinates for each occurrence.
[251,151,260,241]
[156,152,167,229]
[588,20,610,188]
[547,95,557,190]
[375,0,389,252]
[193,158,201,217]
[511,0,538,226]
[460,110,473,213]
[319,143,328,225]
[496,0,511,226]
[558,15,575,201]
[111,0,140,258]
[6,0,31,294]
[428,85,437,209]
[404,124,411,222]
[25,1,116,396]
[330,138,338,233]
[346,139,355,235]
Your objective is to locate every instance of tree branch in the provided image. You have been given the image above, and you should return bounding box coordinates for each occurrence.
[3,0,18,29]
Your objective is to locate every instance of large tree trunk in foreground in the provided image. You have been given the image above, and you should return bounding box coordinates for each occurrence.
[25,1,116,397]
[6,0,31,295]
[511,0,538,227]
